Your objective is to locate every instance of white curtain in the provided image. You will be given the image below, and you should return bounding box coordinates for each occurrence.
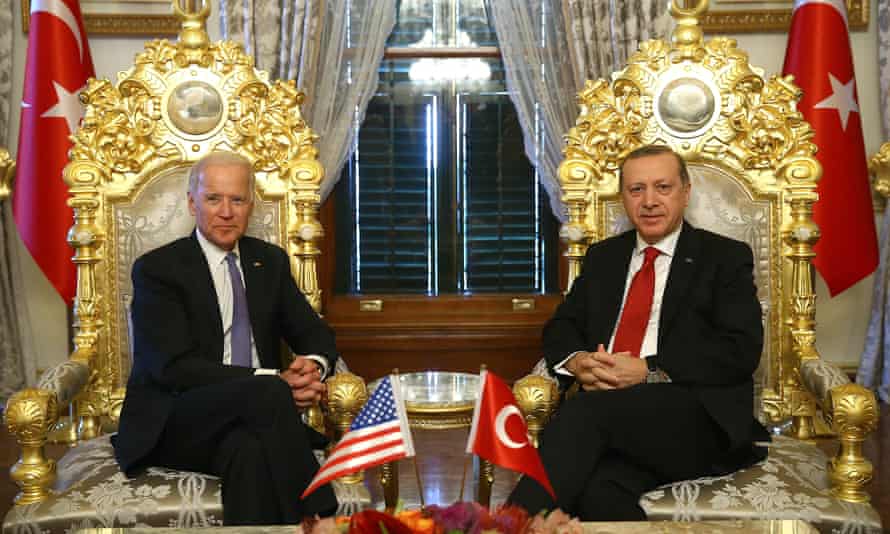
[220,0,396,198]
[857,0,890,402]
[0,0,27,401]
[488,0,670,220]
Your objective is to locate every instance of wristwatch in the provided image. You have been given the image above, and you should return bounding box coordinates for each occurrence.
[645,356,671,384]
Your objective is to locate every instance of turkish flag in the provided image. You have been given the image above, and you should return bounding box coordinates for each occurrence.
[782,0,878,296]
[466,370,555,498]
[14,0,95,304]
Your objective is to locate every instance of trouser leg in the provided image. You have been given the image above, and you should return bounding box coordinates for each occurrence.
[509,384,727,520]
[149,375,337,524]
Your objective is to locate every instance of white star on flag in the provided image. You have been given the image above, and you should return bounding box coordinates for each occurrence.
[813,73,859,132]
[40,80,84,135]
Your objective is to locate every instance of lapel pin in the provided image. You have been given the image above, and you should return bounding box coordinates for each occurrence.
[685,257,694,264]
[253,261,262,267]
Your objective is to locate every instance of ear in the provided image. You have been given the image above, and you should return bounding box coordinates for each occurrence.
[187,192,197,216]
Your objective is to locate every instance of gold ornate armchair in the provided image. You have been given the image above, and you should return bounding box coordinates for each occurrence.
[1,5,368,532]
[510,1,881,531]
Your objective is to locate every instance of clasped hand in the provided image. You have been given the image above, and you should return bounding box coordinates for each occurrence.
[279,356,325,408]
[568,344,647,391]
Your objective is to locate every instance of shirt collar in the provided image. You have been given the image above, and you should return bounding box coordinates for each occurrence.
[634,223,682,258]
[195,227,241,266]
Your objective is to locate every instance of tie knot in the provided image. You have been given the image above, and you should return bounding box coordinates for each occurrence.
[225,252,238,267]
[643,246,660,264]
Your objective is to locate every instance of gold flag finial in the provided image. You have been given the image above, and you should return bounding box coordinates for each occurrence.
[670,0,709,62]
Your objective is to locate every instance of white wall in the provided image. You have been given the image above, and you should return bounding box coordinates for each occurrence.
[4,0,880,380]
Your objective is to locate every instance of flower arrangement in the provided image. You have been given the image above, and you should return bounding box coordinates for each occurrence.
[302,502,583,534]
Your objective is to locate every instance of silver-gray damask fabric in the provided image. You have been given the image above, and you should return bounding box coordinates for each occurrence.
[219,0,395,200]
[0,0,26,402]
[858,205,890,403]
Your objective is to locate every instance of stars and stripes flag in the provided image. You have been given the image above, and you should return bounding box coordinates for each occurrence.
[15,0,95,304]
[301,375,415,499]
[782,0,878,296]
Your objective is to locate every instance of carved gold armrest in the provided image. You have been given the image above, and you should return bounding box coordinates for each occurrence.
[4,389,60,505]
[824,383,879,503]
[4,360,90,505]
[799,358,879,503]
[513,374,559,448]
[323,372,368,485]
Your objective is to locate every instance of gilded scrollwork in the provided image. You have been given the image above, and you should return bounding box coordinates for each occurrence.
[869,141,890,200]
[325,372,369,439]
[827,384,878,503]
[0,147,15,200]
[513,375,558,448]
[5,389,59,504]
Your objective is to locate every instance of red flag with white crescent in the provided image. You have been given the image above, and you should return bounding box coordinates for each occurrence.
[466,370,555,498]
[782,0,877,296]
[14,0,95,303]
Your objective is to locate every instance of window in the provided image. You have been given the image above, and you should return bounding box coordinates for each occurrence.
[333,0,558,296]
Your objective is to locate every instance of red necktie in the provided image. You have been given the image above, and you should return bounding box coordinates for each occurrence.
[612,246,661,357]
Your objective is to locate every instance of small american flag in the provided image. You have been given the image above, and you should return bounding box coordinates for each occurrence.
[301,375,415,498]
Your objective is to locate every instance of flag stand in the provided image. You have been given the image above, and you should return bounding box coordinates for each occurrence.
[391,368,426,509]
[458,454,472,502]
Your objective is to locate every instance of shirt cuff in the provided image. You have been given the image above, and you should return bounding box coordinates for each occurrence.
[554,351,585,377]
[254,368,279,376]
[303,354,330,380]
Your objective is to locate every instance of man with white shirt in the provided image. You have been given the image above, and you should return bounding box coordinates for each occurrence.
[113,152,338,525]
[508,145,768,520]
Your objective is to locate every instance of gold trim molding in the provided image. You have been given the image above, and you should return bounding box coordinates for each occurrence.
[21,0,179,35]
[699,0,867,33]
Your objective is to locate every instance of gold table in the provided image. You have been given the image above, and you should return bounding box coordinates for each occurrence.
[369,371,483,508]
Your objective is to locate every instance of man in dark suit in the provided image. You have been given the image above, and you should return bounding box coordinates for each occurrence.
[509,145,768,520]
[113,151,338,525]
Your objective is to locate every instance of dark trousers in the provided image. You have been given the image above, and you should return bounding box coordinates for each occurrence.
[148,375,337,525]
[509,383,728,521]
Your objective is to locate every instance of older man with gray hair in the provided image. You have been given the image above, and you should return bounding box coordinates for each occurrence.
[113,151,338,525]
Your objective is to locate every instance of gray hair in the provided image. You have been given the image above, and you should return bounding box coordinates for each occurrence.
[188,151,256,199]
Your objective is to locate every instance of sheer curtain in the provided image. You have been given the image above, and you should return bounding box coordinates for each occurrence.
[858,0,890,402]
[488,0,670,219]
[220,0,396,198]
[0,0,27,401]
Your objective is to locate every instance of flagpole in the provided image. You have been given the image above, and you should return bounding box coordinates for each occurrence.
[393,368,426,509]
[460,364,486,502]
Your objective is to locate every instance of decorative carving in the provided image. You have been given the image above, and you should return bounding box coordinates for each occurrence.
[0,148,15,200]
[324,373,368,486]
[513,375,558,448]
[870,141,890,207]
[4,389,59,504]
[477,459,495,508]
[827,384,878,503]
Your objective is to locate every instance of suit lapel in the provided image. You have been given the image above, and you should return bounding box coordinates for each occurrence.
[186,233,225,360]
[598,231,636,343]
[658,223,700,346]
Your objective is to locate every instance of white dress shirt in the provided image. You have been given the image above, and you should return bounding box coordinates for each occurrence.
[556,225,682,374]
[195,230,328,377]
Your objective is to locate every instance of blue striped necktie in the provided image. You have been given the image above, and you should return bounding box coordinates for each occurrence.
[225,252,252,367]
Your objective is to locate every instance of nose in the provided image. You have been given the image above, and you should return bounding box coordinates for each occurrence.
[642,187,658,207]
[219,199,234,218]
